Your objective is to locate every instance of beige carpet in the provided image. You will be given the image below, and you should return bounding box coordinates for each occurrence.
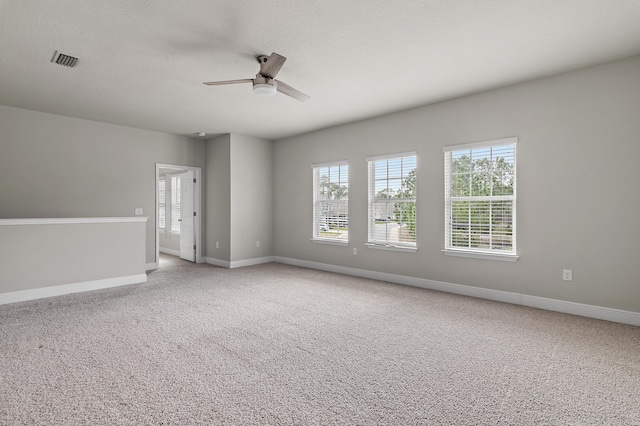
[1,254,639,425]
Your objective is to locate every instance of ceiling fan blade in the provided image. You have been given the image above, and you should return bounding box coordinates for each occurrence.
[203,79,253,86]
[260,52,287,79]
[275,80,310,102]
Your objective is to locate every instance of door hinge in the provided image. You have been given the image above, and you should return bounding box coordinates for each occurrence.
[193,178,196,183]
[193,212,196,217]
[193,244,196,250]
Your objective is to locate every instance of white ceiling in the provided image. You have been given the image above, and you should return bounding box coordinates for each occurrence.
[2,0,640,140]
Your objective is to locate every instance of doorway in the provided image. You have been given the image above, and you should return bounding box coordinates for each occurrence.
[155,163,202,267]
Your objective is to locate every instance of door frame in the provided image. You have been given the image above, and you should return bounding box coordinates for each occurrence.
[155,163,203,266]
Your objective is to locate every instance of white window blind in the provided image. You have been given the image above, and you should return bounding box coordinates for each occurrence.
[444,138,516,255]
[367,152,417,247]
[312,161,348,242]
[158,177,166,229]
[171,176,181,233]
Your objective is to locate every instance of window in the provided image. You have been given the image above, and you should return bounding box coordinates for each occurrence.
[367,152,417,249]
[444,138,517,259]
[312,161,348,242]
[171,176,181,233]
[158,177,166,230]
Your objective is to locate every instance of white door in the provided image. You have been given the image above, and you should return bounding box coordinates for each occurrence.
[179,171,195,262]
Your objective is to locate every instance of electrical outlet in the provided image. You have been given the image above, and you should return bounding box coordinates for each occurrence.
[256,240,260,248]
[563,269,572,281]
[216,242,219,249]
[353,247,357,255]
[134,207,143,215]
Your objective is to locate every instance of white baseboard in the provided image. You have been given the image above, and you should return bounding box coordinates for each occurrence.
[206,256,275,269]
[145,262,157,271]
[274,257,640,327]
[159,247,180,257]
[230,256,275,269]
[0,274,148,305]
[205,257,231,268]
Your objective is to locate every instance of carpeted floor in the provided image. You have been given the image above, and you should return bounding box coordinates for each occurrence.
[1,254,639,425]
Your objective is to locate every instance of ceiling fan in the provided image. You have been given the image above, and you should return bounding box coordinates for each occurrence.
[203,52,310,102]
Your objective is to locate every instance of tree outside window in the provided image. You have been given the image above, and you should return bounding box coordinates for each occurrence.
[445,140,516,255]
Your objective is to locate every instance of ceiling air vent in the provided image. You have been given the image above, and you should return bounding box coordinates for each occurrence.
[51,51,79,67]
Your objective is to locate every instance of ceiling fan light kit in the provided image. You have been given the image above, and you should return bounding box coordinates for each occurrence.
[203,52,309,102]
[253,76,277,96]
[253,83,277,95]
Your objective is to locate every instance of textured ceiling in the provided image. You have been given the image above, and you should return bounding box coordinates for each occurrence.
[2,0,640,140]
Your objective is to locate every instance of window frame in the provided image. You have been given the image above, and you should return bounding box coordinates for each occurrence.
[443,137,518,261]
[312,160,349,245]
[366,152,417,252]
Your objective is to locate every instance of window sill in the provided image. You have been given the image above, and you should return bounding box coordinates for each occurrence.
[442,249,519,262]
[365,243,418,253]
[311,238,349,246]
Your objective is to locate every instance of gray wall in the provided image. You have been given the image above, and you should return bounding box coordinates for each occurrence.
[204,133,274,264]
[159,231,180,253]
[0,220,146,293]
[205,134,232,262]
[273,55,640,313]
[230,134,274,262]
[0,106,206,264]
